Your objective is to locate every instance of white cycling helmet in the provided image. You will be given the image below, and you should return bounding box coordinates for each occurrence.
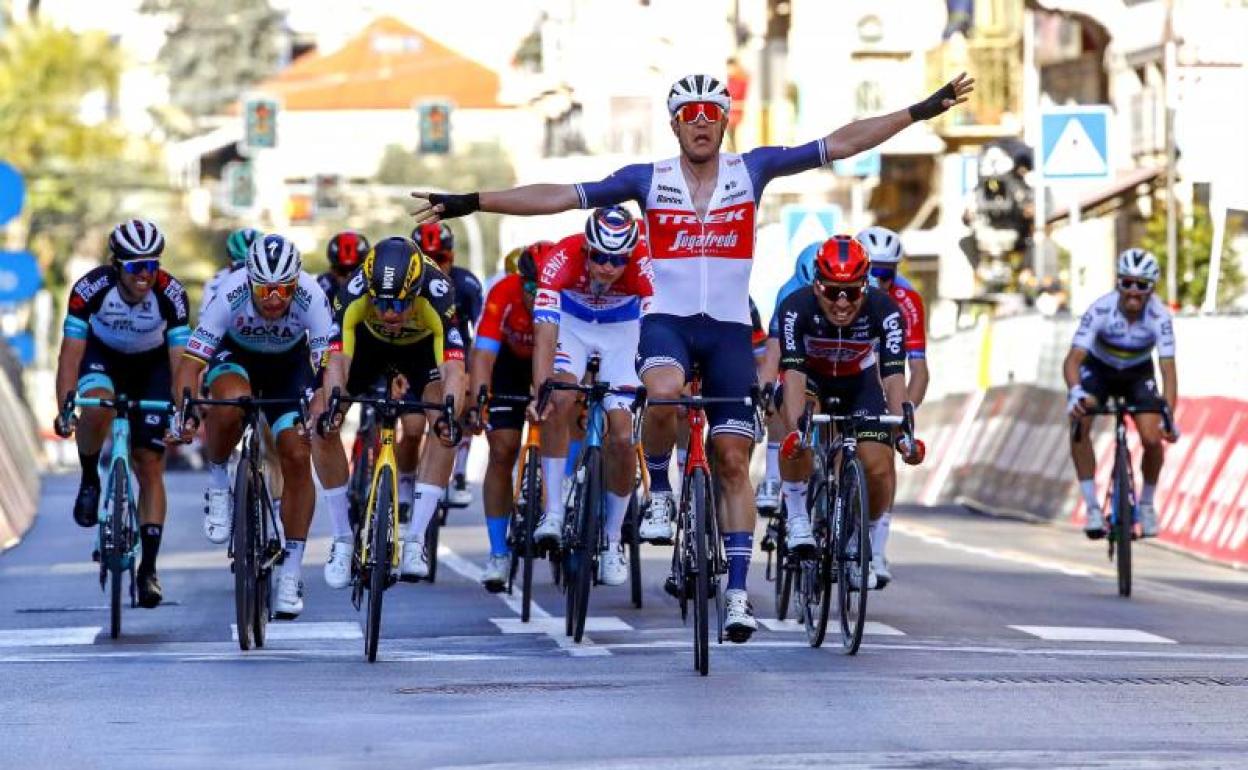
[247,234,301,285]
[108,218,165,260]
[1116,248,1160,282]
[585,205,640,255]
[856,226,903,265]
[666,74,731,116]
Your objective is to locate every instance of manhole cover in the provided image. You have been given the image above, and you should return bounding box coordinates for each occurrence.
[395,681,622,696]
[919,674,1248,687]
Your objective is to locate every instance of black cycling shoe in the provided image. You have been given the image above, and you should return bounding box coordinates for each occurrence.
[73,480,101,528]
[136,570,163,609]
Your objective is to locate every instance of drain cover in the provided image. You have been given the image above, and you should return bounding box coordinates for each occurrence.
[919,674,1248,687]
[396,681,622,696]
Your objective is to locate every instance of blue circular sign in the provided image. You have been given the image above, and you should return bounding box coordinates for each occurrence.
[0,163,24,225]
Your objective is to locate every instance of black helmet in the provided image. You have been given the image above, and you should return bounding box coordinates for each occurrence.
[362,237,425,302]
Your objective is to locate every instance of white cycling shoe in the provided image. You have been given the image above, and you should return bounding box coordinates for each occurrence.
[1084,505,1107,539]
[754,479,781,512]
[481,554,509,593]
[534,511,564,545]
[785,513,815,551]
[598,545,628,586]
[871,552,892,590]
[639,492,675,543]
[723,589,758,643]
[323,537,352,589]
[1139,503,1159,538]
[203,488,232,545]
[274,574,304,619]
[399,540,429,581]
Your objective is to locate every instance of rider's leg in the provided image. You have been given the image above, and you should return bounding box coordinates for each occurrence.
[483,429,521,555]
[603,407,637,544]
[711,433,758,590]
[537,373,577,530]
[857,441,896,522]
[311,429,352,540]
[1134,412,1165,497]
[640,364,683,490]
[74,386,113,482]
[133,446,167,574]
[397,414,424,513]
[204,372,249,484]
[275,424,315,573]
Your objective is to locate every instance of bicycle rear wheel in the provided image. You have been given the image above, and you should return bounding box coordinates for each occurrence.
[625,493,643,609]
[365,466,394,662]
[1113,444,1133,598]
[520,447,542,622]
[802,479,834,647]
[690,468,712,676]
[568,448,602,643]
[424,500,442,583]
[252,483,273,648]
[232,451,257,651]
[836,457,870,655]
[773,506,792,621]
[106,459,128,639]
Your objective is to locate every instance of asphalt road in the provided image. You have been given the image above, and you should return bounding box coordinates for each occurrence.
[2,472,1247,769]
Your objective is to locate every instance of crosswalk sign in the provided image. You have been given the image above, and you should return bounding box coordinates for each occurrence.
[1041,106,1110,181]
[781,204,842,261]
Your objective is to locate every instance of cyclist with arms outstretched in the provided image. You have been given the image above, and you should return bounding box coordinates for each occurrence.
[411,70,973,640]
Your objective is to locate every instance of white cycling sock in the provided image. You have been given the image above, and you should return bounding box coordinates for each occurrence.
[675,449,688,479]
[605,492,631,543]
[406,483,443,543]
[781,480,807,519]
[208,461,230,490]
[322,485,351,540]
[1079,479,1099,511]
[398,472,416,512]
[871,512,891,559]
[541,457,566,518]
[765,443,781,484]
[1140,484,1157,506]
[281,539,305,580]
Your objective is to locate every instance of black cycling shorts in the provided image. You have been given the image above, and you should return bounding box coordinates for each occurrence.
[345,333,440,401]
[805,369,892,446]
[486,347,531,433]
[1079,358,1166,412]
[204,340,315,435]
[78,336,171,453]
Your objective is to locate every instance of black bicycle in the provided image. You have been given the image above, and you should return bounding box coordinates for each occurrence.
[183,388,309,651]
[1073,398,1173,598]
[790,399,912,653]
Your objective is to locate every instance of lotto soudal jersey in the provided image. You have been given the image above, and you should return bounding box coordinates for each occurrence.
[770,272,926,359]
[575,140,830,325]
[534,233,655,325]
[1072,291,1176,369]
[64,266,191,354]
[185,270,334,364]
[777,287,905,381]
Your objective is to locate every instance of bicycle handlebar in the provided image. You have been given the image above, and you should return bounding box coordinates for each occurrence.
[321,386,460,444]
[182,387,312,435]
[1071,399,1174,442]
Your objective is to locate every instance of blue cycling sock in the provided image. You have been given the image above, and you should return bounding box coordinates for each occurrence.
[486,516,510,557]
[646,452,672,494]
[565,440,582,475]
[723,531,753,591]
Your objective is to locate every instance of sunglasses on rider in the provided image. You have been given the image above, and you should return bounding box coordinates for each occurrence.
[815,281,866,303]
[371,296,412,314]
[869,266,896,282]
[118,259,160,275]
[588,250,630,268]
[674,101,725,124]
[251,281,298,302]
[1117,277,1154,292]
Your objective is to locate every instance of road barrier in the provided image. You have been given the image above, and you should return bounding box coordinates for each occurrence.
[0,362,41,552]
[900,312,1248,569]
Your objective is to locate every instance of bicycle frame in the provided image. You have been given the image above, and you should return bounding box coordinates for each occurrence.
[359,420,401,574]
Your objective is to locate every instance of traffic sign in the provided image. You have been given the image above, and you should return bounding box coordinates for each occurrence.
[243,95,279,150]
[224,161,254,209]
[1040,106,1110,181]
[781,204,842,261]
[3,332,33,366]
[0,162,24,225]
[0,250,42,304]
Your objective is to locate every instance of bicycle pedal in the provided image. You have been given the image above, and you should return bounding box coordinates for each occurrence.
[663,576,681,598]
[725,625,754,644]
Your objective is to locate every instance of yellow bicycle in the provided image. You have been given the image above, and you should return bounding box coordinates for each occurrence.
[323,384,457,662]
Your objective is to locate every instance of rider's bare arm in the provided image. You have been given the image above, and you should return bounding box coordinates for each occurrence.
[882,372,907,417]
[468,345,497,402]
[1159,357,1178,411]
[781,369,808,434]
[906,358,929,408]
[55,337,87,404]
[824,110,913,160]
[1063,347,1087,391]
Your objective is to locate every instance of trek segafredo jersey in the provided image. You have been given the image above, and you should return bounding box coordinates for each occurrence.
[575,140,830,325]
[186,269,334,364]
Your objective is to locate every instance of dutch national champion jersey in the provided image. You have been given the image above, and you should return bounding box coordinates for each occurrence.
[534,233,655,325]
[575,140,830,325]
[64,266,191,354]
[186,269,335,364]
[1072,291,1176,370]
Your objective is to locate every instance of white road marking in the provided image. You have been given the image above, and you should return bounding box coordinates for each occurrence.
[492,617,632,635]
[893,521,1094,577]
[0,626,101,647]
[437,545,611,657]
[230,621,362,642]
[759,619,905,636]
[1009,626,1177,644]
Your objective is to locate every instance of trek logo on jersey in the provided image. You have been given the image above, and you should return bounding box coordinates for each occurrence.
[653,208,747,226]
[648,202,753,260]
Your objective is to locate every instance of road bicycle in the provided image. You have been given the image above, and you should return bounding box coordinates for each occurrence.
[61,394,174,639]
[789,398,912,654]
[1073,398,1174,598]
[183,389,309,651]
[631,371,761,676]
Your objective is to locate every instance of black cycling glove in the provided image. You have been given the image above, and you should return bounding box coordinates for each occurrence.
[430,192,481,219]
[908,81,959,122]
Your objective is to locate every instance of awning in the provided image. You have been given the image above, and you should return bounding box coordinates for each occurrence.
[1046,166,1162,225]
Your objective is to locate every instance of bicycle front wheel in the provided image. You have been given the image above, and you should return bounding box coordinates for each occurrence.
[626,492,643,609]
[232,452,257,651]
[836,457,870,655]
[773,507,792,622]
[424,499,442,583]
[106,458,129,639]
[365,466,394,663]
[1113,444,1133,598]
[689,468,713,676]
[804,479,834,648]
[568,448,602,643]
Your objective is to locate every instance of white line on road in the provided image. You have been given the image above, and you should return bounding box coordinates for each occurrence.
[759,619,905,636]
[436,545,611,657]
[0,626,101,647]
[1009,626,1176,644]
[893,521,1094,577]
[230,621,363,642]
[492,617,633,635]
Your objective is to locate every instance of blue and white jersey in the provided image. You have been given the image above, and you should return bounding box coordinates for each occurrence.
[186,269,334,364]
[64,266,190,354]
[1072,291,1176,369]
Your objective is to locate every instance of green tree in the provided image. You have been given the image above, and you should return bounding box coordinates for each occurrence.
[140,0,284,119]
[1141,202,1244,309]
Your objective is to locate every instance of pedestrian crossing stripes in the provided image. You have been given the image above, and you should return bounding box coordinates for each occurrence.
[759,619,905,636]
[1009,626,1177,644]
[229,621,363,642]
[0,626,102,647]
